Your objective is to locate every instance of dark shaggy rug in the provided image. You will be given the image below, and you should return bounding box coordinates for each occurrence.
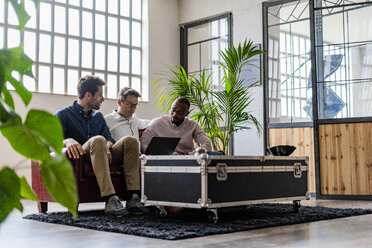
[23,204,372,240]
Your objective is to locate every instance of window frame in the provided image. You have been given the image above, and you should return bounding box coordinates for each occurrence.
[180,13,232,74]
[0,0,144,99]
[263,0,313,129]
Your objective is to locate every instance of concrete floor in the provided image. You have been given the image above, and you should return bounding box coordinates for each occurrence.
[1,199,372,248]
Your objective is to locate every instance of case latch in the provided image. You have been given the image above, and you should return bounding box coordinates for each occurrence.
[216,163,228,181]
[293,163,302,178]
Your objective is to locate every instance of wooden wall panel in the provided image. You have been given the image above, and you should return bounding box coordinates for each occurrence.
[269,127,315,193]
[318,123,372,195]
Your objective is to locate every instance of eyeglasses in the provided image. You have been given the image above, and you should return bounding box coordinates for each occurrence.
[124,100,139,108]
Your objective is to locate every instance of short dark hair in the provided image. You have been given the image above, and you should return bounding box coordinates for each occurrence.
[118,87,141,102]
[175,96,190,110]
[77,75,106,99]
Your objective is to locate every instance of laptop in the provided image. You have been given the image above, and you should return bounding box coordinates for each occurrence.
[144,137,181,155]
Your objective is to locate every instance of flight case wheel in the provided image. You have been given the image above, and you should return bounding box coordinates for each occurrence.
[206,209,218,224]
[155,205,167,217]
[293,200,301,213]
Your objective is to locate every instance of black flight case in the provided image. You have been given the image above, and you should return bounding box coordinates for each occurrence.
[140,153,310,223]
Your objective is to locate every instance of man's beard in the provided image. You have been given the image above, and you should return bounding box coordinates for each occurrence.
[171,117,184,126]
[89,101,100,110]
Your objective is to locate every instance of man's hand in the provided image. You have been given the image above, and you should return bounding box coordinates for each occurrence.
[64,138,85,159]
[107,148,112,164]
[106,141,113,164]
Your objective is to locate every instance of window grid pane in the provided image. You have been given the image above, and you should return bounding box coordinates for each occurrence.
[120,19,130,45]
[68,8,79,36]
[120,0,130,17]
[53,67,65,94]
[132,0,141,20]
[95,43,105,70]
[7,28,20,48]
[108,0,118,15]
[120,47,130,73]
[38,66,51,93]
[81,41,92,68]
[40,2,51,31]
[39,34,51,63]
[132,49,141,75]
[108,45,118,72]
[67,69,78,95]
[82,11,93,39]
[24,32,36,61]
[95,14,106,41]
[68,38,79,67]
[54,5,66,34]
[54,36,65,65]
[132,21,141,47]
[107,74,118,99]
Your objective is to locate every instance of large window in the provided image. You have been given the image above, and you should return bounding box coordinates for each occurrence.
[180,13,231,90]
[264,0,372,125]
[0,0,144,100]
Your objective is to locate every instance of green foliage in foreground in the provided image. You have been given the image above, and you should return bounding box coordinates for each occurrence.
[153,40,264,154]
[0,0,78,223]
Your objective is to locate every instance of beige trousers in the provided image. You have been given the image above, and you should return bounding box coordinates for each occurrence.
[83,135,140,197]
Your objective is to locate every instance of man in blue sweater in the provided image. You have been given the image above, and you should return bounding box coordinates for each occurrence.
[55,75,147,216]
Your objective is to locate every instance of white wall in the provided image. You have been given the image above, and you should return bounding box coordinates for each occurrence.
[0,0,180,183]
[179,0,265,155]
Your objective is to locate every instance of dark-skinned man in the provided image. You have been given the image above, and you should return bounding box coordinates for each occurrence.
[140,96,212,155]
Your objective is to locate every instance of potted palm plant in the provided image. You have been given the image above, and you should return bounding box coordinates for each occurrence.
[153,40,265,155]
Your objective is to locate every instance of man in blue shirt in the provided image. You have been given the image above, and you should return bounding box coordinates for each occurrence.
[56,75,148,216]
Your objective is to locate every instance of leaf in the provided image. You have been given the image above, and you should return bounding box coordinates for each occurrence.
[7,47,33,105]
[25,109,64,153]
[9,0,31,29]
[20,176,38,201]
[1,109,64,161]
[1,120,51,161]
[0,59,5,93]
[8,76,32,107]
[0,46,33,106]
[0,97,14,124]
[41,154,78,217]
[0,167,21,223]
[6,46,34,77]
[2,88,15,110]
[15,200,23,212]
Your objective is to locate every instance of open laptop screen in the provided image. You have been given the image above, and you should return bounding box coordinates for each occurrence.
[144,137,181,155]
